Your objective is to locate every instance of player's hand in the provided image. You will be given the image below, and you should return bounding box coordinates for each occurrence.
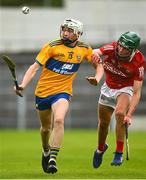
[123,115,132,126]
[91,50,102,65]
[86,76,98,86]
[14,85,23,97]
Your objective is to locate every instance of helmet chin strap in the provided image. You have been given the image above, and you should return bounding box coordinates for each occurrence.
[61,37,78,45]
[128,50,136,62]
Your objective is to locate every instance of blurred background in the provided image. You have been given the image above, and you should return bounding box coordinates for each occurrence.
[0,0,145,130]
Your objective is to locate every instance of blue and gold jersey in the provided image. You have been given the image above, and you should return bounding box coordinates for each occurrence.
[35,39,92,97]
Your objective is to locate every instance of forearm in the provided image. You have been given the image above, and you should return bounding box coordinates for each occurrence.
[95,64,104,83]
[21,64,39,89]
[91,48,103,68]
[127,92,141,117]
[124,80,143,125]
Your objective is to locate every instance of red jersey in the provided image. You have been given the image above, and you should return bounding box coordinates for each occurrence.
[100,42,145,89]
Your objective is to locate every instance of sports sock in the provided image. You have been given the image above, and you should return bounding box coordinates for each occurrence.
[49,147,60,162]
[116,140,124,153]
[98,143,106,152]
[43,144,50,157]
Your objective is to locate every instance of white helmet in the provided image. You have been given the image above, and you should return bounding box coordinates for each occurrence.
[60,18,83,45]
[61,18,83,37]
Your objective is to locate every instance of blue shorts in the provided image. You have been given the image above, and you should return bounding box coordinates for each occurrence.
[35,93,71,110]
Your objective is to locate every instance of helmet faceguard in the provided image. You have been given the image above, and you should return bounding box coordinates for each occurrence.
[60,18,83,45]
[115,31,141,61]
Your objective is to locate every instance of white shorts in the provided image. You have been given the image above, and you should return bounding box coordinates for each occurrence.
[98,83,133,109]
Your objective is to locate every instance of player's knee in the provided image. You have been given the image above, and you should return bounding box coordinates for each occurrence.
[41,127,52,134]
[99,121,109,128]
[54,117,64,127]
[115,109,125,120]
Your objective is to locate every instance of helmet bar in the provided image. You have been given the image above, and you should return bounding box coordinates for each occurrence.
[119,36,137,50]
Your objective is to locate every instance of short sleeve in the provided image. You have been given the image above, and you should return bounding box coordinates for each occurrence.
[85,47,93,62]
[36,43,52,65]
[99,42,116,55]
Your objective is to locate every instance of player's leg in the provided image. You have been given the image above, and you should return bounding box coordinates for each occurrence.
[93,103,114,168]
[111,93,131,166]
[98,103,114,148]
[37,109,52,173]
[48,98,69,173]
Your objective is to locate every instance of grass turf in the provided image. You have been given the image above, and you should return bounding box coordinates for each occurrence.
[0,129,146,179]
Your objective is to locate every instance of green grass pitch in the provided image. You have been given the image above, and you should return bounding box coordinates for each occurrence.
[0,129,146,179]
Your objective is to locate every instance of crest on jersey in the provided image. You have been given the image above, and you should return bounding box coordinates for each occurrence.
[77,54,81,61]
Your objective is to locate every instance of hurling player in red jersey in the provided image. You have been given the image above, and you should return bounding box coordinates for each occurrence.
[87,31,145,168]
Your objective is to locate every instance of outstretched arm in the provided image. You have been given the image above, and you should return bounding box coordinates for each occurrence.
[14,62,40,96]
[86,49,104,86]
[124,80,143,125]
[91,49,103,65]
